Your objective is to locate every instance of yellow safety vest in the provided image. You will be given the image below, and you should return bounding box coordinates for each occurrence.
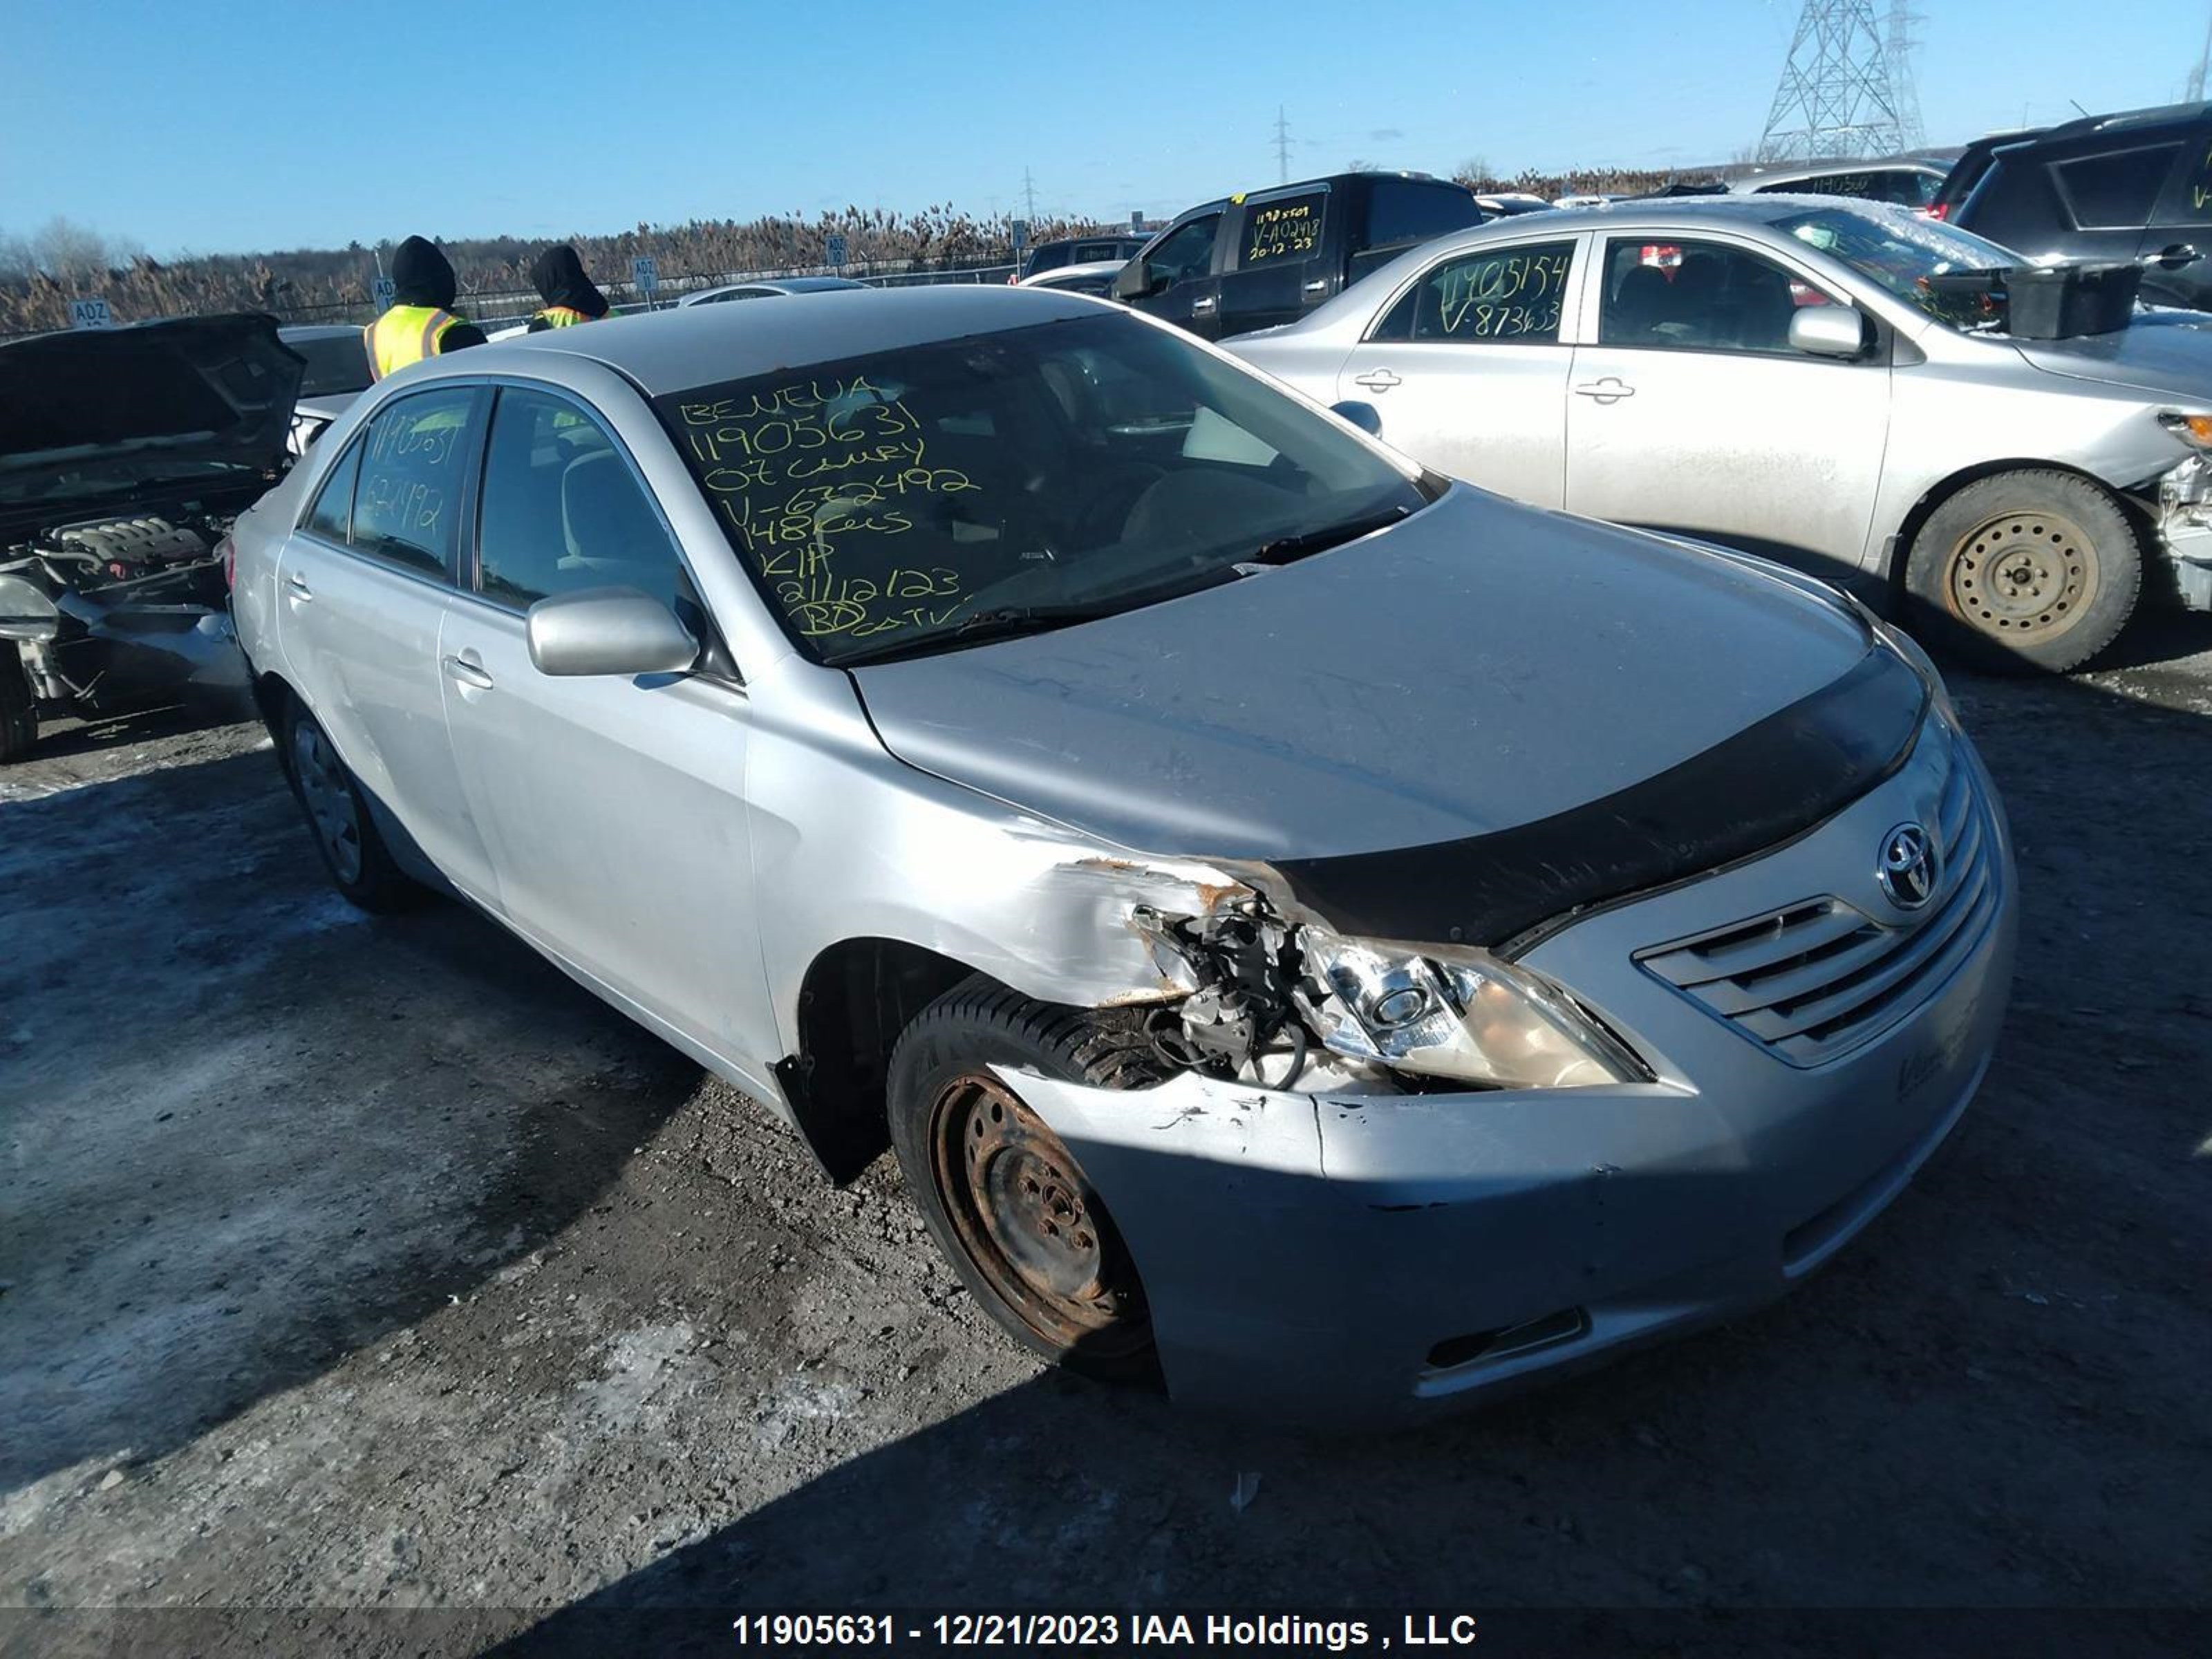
[364,304,465,380]
[531,305,597,328]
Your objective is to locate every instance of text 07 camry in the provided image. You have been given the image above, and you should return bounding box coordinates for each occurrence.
[227,288,2016,1423]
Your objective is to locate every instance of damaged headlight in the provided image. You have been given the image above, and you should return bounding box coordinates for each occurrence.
[1297,928,1647,1089]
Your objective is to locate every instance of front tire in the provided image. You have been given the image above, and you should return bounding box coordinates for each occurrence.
[888,977,1166,1380]
[1902,469,2141,673]
[283,703,420,912]
[0,648,37,764]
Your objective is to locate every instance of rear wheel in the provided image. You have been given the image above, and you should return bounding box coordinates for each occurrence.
[888,977,1165,1380]
[283,703,419,912]
[0,648,37,764]
[1903,470,2141,673]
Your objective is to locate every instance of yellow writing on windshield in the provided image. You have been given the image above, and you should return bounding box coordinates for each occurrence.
[1246,198,1322,264]
[1435,247,1572,339]
[684,376,982,641]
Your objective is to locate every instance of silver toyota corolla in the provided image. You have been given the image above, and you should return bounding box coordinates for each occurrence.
[1224,196,2212,673]
[229,288,2017,1423]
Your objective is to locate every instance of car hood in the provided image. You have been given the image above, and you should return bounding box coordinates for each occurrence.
[2012,309,2212,397]
[850,488,1885,868]
[0,314,303,524]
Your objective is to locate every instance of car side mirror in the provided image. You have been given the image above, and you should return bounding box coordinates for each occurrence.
[1330,400,1384,437]
[1789,303,1871,359]
[526,585,698,677]
[1112,259,1163,302]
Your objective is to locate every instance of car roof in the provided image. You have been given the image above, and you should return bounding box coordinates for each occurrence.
[1732,158,1946,188]
[448,285,1104,394]
[279,324,366,341]
[2019,100,2208,144]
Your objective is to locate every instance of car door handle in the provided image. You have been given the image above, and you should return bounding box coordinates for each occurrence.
[1353,368,1402,393]
[1188,295,1217,315]
[1301,277,1329,296]
[1573,377,1637,404]
[442,655,494,691]
[285,572,312,601]
[2149,243,2201,268]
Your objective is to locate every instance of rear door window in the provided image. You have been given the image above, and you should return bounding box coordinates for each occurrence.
[2167,133,2212,225]
[349,386,480,579]
[1371,241,1575,344]
[1237,191,1327,268]
[2055,143,2184,229]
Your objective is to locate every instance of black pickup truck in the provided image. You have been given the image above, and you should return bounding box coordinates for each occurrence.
[1112,171,1492,339]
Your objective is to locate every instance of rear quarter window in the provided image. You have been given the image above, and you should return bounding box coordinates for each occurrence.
[1362,180,1487,253]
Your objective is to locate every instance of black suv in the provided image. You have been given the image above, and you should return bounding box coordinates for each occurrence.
[1949,103,2211,308]
[1112,172,1490,339]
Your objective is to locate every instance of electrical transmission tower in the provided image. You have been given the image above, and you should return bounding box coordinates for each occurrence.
[1884,1,1927,149]
[1756,0,1915,162]
[1273,106,1292,183]
[1020,167,1039,222]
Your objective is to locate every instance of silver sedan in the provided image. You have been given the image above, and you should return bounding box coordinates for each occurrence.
[227,288,2014,1423]
[1226,196,2212,672]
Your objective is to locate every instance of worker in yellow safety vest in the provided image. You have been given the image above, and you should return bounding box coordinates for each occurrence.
[526,244,612,330]
[363,236,487,381]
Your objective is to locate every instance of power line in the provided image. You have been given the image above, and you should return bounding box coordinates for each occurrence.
[1756,0,1914,162]
[1273,106,1292,184]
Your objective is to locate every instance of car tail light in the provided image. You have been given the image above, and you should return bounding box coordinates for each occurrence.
[1924,202,1951,221]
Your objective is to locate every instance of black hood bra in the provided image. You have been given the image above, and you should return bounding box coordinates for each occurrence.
[529,244,610,318]
[391,236,458,310]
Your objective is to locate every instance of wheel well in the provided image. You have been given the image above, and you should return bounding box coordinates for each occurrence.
[1884,459,2138,600]
[251,670,297,749]
[780,939,978,1184]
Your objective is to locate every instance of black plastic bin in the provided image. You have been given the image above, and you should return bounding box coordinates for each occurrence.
[1998,262,2141,338]
[1924,262,2142,338]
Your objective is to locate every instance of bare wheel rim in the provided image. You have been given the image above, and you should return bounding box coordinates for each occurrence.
[927,1071,1149,1358]
[1944,507,2101,645]
[291,721,364,885]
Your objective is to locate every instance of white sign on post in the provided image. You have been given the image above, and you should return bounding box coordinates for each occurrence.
[69,297,114,330]
[825,234,847,270]
[1011,219,1029,256]
[371,276,396,310]
[632,255,659,300]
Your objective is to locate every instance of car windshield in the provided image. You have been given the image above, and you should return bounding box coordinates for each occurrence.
[288,333,373,397]
[654,312,1428,666]
[1776,205,2022,331]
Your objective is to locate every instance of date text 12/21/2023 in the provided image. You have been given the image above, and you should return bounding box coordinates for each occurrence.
[727,1611,1483,1649]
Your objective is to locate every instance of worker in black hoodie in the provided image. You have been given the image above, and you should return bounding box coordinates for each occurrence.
[364,235,487,380]
[527,244,612,330]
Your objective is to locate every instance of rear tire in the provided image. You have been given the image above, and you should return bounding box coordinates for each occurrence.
[283,702,420,912]
[1902,469,2141,674]
[0,648,36,764]
[888,977,1167,1382]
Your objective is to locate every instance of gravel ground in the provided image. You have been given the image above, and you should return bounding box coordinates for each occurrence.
[3,621,2209,1657]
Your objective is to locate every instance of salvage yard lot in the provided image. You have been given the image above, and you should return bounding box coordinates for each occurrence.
[3,622,2210,1651]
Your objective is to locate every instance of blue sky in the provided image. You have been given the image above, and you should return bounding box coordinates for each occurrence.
[3,0,2204,255]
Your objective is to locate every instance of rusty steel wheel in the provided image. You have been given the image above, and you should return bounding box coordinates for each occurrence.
[1942,507,2100,646]
[887,977,1165,1380]
[926,1070,1151,1362]
[1903,469,2141,674]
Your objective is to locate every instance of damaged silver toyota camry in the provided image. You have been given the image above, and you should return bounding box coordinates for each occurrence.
[229,288,2016,1423]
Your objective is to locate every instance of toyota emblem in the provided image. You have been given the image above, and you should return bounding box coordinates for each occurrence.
[1877,823,1939,911]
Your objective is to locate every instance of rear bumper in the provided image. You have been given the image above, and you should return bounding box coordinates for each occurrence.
[1015,724,2017,1427]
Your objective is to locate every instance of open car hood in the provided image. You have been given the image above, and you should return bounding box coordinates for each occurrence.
[0,314,304,521]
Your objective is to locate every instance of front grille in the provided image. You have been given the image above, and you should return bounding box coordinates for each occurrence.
[1635,753,1999,1066]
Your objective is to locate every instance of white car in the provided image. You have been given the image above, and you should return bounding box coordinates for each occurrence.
[1015,260,1126,298]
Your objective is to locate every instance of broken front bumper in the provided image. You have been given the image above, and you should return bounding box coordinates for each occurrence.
[2158,455,2212,610]
[1013,727,2018,1427]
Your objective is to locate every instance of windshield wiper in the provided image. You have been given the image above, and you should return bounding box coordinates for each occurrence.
[1244,503,1412,566]
[836,601,1125,668]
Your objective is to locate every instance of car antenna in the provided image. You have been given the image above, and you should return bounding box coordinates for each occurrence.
[2066,99,2088,117]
